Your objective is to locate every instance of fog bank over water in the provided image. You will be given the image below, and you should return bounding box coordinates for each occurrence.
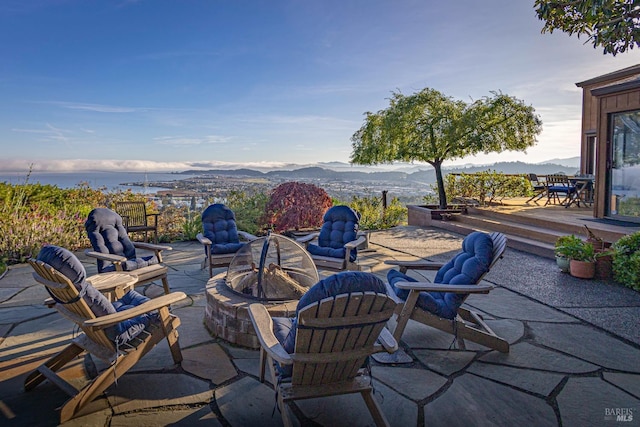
[0,155,580,176]
[0,171,198,192]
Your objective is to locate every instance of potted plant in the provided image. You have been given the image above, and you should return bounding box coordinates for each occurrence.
[554,234,582,273]
[568,240,597,279]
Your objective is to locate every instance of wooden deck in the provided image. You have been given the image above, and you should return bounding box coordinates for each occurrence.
[423,198,640,259]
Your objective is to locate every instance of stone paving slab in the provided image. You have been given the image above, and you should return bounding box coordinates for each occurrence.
[215,376,283,427]
[466,288,578,323]
[413,349,477,376]
[173,305,217,349]
[467,362,565,396]
[105,373,213,415]
[480,342,599,373]
[372,380,419,426]
[424,374,558,427]
[295,385,410,427]
[602,372,640,399]
[182,343,237,384]
[0,312,74,363]
[110,406,222,427]
[528,323,640,373]
[372,366,447,401]
[557,377,640,427]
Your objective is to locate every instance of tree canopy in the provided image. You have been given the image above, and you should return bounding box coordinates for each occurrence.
[534,0,640,55]
[350,88,542,209]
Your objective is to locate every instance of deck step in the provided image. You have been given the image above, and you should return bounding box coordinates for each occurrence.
[428,219,556,259]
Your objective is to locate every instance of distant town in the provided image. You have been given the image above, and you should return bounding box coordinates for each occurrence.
[122,160,579,206]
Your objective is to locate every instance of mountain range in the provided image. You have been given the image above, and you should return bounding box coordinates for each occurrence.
[179,159,580,185]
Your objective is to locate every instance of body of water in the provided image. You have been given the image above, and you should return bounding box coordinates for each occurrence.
[0,171,195,193]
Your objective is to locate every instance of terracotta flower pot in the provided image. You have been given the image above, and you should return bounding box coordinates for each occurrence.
[569,259,596,279]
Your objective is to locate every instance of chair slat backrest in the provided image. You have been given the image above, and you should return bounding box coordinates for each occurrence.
[546,174,570,187]
[28,259,116,351]
[292,292,395,386]
[488,232,507,270]
[115,201,148,229]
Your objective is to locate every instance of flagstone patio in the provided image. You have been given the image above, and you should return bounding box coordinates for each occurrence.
[1,226,639,426]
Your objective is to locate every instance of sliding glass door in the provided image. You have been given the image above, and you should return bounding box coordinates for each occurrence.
[609,110,640,221]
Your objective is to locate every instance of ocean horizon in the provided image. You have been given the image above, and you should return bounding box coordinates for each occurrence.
[0,171,196,193]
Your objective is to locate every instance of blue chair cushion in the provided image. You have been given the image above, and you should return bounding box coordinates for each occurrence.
[281,271,386,354]
[85,208,159,273]
[211,242,245,255]
[201,204,241,246]
[306,244,347,260]
[307,205,359,262]
[548,185,576,194]
[37,245,155,346]
[388,231,493,320]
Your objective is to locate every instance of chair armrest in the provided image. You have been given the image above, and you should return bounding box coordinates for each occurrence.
[84,249,127,264]
[248,303,293,366]
[376,327,398,353]
[86,273,137,299]
[296,232,319,245]
[344,235,367,250]
[133,242,172,252]
[385,260,444,271]
[196,233,212,246]
[394,281,494,294]
[238,231,258,242]
[84,292,187,329]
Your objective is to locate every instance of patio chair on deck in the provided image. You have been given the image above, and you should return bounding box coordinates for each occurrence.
[545,174,576,206]
[196,203,258,278]
[525,173,547,204]
[297,205,367,271]
[115,201,159,243]
[85,207,172,295]
[248,271,397,427]
[380,232,509,362]
[25,245,186,423]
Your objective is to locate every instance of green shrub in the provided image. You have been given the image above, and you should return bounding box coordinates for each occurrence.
[445,171,529,206]
[227,190,269,236]
[0,182,106,263]
[182,211,202,241]
[349,195,407,230]
[612,231,640,290]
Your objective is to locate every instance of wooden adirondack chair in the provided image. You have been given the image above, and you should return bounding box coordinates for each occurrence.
[115,201,159,243]
[248,272,397,427]
[25,253,186,423]
[382,232,509,360]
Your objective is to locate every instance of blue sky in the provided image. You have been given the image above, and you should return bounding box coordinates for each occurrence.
[0,0,638,173]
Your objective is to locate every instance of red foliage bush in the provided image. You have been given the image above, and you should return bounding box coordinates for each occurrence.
[262,182,332,233]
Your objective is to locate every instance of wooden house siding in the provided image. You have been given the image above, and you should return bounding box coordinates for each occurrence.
[576,65,640,218]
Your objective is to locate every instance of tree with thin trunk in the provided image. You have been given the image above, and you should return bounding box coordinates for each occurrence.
[534,0,640,56]
[350,88,542,209]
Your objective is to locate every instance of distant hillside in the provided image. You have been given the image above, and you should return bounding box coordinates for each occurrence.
[180,161,577,185]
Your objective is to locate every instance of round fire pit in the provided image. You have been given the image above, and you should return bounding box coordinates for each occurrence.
[205,233,319,348]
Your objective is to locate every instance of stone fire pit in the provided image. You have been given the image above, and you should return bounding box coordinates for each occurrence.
[204,233,319,348]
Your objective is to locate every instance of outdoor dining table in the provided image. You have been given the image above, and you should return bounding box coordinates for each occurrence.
[565,176,594,208]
